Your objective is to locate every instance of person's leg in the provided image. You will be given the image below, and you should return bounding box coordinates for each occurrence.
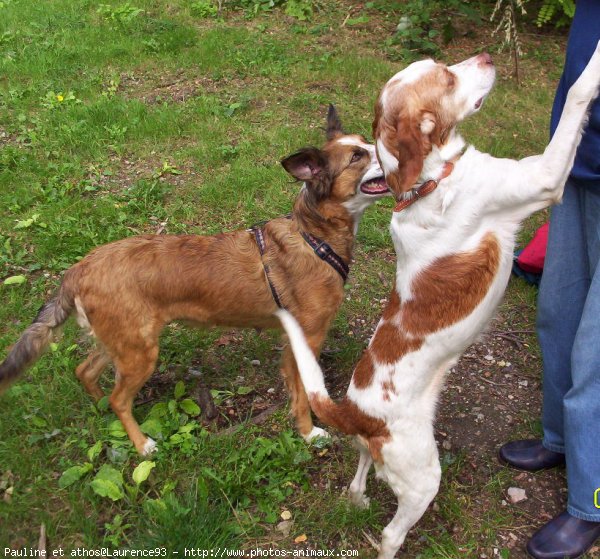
[526,182,600,559]
[537,179,589,453]
[564,182,600,521]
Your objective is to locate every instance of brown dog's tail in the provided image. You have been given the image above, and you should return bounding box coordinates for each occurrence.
[0,281,75,393]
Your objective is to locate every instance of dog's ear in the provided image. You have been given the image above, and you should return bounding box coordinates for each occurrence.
[326,104,344,140]
[391,116,427,192]
[281,147,327,182]
[282,148,332,216]
[381,110,435,196]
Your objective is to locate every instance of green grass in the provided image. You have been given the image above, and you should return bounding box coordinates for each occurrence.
[0,0,574,556]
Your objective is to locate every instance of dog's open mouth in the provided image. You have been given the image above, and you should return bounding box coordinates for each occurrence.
[360,177,389,195]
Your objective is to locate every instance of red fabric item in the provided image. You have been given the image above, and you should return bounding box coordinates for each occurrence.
[517,222,549,274]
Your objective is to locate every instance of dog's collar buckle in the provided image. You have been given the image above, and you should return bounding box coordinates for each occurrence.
[393,161,455,213]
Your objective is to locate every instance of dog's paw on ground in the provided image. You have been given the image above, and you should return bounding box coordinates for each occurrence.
[303,426,331,444]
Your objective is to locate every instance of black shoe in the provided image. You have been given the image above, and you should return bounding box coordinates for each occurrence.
[527,511,600,559]
[498,439,565,471]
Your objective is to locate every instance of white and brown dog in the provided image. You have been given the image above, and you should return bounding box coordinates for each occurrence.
[277,43,600,558]
[0,106,389,455]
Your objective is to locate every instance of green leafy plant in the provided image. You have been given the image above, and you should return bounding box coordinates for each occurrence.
[137,381,204,455]
[536,0,574,27]
[102,78,121,99]
[200,430,311,525]
[97,3,143,25]
[384,0,480,61]
[284,0,314,21]
[104,514,133,547]
[41,91,80,110]
[190,0,219,18]
[227,0,316,20]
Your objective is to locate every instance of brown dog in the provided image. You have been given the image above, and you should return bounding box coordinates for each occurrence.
[0,106,388,455]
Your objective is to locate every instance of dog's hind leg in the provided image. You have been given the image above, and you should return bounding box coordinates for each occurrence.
[75,349,110,400]
[109,343,159,456]
[377,431,441,559]
[349,439,373,509]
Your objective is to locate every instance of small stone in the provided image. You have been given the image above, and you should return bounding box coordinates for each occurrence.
[294,534,308,544]
[277,520,292,537]
[251,359,261,366]
[442,440,452,450]
[484,355,495,361]
[281,510,292,520]
[519,380,528,387]
[267,388,276,394]
[507,487,527,503]
[3,486,13,503]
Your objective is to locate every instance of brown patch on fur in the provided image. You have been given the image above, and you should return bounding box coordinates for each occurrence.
[352,350,375,389]
[367,435,389,463]
[373,65,458,197]
[348,234,500,390]
[310,393,390,461]
[381,379,397,402]
[370,322,423,365]
[402,233,501,335]
[381,288,401,321]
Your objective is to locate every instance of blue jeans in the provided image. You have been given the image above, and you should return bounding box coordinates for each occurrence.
[537,178,600,521]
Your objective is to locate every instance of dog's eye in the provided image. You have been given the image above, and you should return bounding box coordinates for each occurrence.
[351,152,363,163]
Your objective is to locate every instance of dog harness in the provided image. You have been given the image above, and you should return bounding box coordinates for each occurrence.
[250,217,349,309]
[393,161,455,213]
[299,231,349,282]
[251,224,286,309]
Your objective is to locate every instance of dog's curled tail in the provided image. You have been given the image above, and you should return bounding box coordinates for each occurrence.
[0,281,75,393]
[276,309,357,436]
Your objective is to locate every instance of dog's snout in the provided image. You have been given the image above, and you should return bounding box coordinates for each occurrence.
[478,52,493,66]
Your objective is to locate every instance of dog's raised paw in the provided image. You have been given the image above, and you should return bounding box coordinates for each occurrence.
[303,426,330,443]
[141,437,157,456]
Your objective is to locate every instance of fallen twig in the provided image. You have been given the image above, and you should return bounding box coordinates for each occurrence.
[38,524,46,554]
[217,403,282,436]
[492,331,526,348]
[362,529,381,552]
[479,376,507,387]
